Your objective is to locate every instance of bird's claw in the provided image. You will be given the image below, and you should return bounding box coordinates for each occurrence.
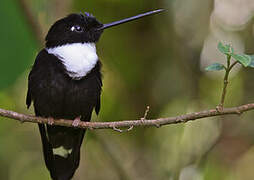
[48,117,54,125]
[72,116,81,127]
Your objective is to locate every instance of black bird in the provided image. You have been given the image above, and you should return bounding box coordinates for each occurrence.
[26,9,164,180]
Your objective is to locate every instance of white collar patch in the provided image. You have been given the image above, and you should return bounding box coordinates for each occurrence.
[46,43,98,79]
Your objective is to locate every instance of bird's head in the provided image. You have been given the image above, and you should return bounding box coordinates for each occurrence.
[45,13,103,48]
[45,9,165,48]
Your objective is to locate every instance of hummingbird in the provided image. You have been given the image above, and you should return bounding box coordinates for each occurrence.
[26,9,164,180]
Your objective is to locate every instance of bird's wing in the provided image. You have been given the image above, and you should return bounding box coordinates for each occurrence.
[26,49,54,110]
[95,96,100,115]
[26,83,32,109]
[94,61,102,115]
[26,52,41,109]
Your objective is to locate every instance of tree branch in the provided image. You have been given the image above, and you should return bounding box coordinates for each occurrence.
[0,103,253,131]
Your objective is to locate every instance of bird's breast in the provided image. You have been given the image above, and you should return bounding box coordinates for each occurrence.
[46,42,98,80]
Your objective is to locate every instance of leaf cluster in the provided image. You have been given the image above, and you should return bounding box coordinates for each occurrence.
[206,42,254,71]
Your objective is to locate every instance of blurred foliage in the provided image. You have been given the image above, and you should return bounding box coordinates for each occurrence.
[0,0,37,90]
[1,0,254,180]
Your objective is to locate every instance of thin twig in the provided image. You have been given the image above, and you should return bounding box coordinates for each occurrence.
[141,106,150,120]
[0,103,253,131]
[113,126,124,133]
[218,58,238,110]
[228,61,238,72]
[218,56,230,109]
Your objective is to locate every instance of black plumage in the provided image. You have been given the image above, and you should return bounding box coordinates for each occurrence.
[27,49,102,180]
[27,13,103,180]
[45,13,103,47]
[26,9,164,180]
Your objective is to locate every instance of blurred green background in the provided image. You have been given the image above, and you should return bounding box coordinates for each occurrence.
[1,0,254,179]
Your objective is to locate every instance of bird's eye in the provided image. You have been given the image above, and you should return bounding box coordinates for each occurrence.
[71,25,83,32]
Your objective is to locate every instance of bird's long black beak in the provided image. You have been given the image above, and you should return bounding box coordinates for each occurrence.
[98,9,165,30]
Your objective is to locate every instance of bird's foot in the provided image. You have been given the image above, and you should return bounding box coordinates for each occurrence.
[48,117,54,125]
[72,116,81,127]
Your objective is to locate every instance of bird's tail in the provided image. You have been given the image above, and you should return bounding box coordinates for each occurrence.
[38,124,85,180]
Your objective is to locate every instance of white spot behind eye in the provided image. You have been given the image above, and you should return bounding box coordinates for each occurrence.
[71,25,82,32]
[71,26,75,31]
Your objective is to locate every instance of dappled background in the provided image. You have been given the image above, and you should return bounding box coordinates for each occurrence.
[1,0,254,179]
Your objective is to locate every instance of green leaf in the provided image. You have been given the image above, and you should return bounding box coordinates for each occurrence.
[217,42,230,55]
[247,55,254,68]
[230,46,234,53]
[205,63,225,71]
[231,54,251,67]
